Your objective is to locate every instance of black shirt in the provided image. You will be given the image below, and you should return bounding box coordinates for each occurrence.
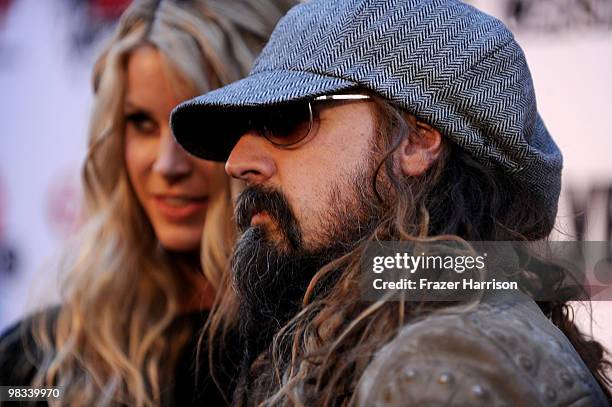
[0,307,239,406]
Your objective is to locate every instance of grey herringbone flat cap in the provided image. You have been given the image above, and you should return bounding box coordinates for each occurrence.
[171,0,562,217]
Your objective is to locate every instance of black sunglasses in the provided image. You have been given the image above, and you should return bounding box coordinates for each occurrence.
[237,94,372,148]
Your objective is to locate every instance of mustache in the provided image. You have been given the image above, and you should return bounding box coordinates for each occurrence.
[234,185,303,249]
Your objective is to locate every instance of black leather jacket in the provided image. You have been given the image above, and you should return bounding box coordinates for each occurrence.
[357,291,609,406]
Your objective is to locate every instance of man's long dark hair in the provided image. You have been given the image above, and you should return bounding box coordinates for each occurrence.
[214,96,612,405]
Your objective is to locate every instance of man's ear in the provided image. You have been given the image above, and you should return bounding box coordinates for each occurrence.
[396,118,443,177]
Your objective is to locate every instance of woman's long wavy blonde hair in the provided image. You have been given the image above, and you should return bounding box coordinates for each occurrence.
[27,0,294,405]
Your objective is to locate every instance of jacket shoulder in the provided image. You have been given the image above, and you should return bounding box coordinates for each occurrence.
[0,306,59,386]
[357,295,609,406]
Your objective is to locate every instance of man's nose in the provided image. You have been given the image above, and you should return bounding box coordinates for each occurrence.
[152,127,192,181]
[225,132,276,185]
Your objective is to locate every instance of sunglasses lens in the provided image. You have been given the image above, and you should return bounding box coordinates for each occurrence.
[254,103,313,146]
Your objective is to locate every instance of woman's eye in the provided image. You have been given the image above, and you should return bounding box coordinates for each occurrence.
[125,112,157,134]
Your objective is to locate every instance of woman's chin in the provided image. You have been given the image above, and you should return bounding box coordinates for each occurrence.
[155,227,203,253]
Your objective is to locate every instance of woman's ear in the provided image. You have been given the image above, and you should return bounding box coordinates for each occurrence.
[396,117,443,177]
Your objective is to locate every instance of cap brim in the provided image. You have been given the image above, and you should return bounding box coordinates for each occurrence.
[170,70,356,161]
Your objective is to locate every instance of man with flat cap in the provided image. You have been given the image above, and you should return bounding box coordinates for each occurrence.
[171,0,611,405]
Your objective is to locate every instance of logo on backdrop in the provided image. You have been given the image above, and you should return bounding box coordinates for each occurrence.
[567,185,612,285]
[65,0,131,56]
[0,0,13,29]
[0,0,17,71]
[0,172,19,276]
[504,0,612,31]
[45,168,82,238]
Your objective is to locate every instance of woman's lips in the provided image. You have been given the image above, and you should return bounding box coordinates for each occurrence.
[153,195,208,221]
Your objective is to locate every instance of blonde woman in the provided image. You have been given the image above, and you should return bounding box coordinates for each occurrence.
[0,0,294,405]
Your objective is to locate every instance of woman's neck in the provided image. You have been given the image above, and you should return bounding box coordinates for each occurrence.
[172,252,216,313]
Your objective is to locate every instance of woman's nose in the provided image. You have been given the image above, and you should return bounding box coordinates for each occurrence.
[152,127,192,182]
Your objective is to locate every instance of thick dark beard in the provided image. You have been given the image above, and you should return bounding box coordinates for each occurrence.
[232,226,337,370]
[231,170,381,378]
